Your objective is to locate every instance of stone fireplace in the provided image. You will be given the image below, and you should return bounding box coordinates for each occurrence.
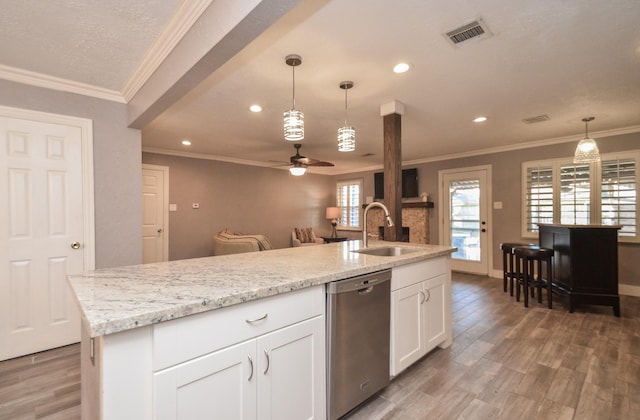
[365,202,432,244]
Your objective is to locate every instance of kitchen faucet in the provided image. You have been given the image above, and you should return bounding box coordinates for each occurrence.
[363,202,395,248]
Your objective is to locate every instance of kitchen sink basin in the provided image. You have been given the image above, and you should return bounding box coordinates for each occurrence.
[352,246,420,257]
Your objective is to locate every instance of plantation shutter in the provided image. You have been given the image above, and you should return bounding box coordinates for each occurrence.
[601,158,637,237]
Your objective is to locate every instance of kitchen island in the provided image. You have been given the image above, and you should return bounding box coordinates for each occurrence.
[68,240,455,419]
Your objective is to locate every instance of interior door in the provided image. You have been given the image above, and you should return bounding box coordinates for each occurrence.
[142,164,168,263]
[440,167,491,275]
[0,114,88,360]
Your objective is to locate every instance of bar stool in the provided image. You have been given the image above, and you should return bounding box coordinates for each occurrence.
[514,245,554,309]
[499,242,530,296]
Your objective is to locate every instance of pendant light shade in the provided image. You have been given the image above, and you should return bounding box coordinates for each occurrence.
[574,117,600,163]
[337,81,355,152]
[284,54,304,141]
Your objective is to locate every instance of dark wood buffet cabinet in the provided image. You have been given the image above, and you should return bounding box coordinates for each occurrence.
[538,224,621,317]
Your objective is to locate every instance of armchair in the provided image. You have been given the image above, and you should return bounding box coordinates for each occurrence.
[291,227,324,247]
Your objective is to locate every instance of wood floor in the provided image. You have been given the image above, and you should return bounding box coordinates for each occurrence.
[1,272,638,419]
[347,272,640,420]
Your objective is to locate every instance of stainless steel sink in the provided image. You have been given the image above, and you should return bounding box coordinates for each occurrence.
[352,246,420,257]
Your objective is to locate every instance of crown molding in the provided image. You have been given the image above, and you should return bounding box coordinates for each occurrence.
[401,124,640,167]
[121,0,214,102]
[142,146,276,168]
[0,64,125,103]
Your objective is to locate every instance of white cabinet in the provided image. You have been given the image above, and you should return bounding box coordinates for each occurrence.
[390,257,452,376]
[85,286,326,420]
[155,317,324,420]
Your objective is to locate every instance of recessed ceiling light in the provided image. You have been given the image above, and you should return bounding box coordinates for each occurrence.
[181,139,191,146]
[473,116,488,123]
[249,104,262,112]
[393,63,411,73]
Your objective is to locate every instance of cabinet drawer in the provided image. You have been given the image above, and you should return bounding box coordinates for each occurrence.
[391,256,449,291]
[153,285,324,371]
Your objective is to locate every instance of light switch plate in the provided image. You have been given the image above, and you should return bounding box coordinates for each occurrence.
[192,203,200,209]
[493,201,503,209]
[169,204,177,212]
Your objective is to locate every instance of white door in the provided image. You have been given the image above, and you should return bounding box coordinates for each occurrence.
[440,166,492,275]
[390,282,424,376]
[0,111,93,361]
[154,339,257,420]
[142,164,168,263]
[257,317,325,420]
[424,274,447,351]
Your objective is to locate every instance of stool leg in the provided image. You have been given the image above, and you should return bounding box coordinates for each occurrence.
[530,258,535,299]
[502,250,508,293]
[509,252,515,296]
[523,256,529,308]
[546,259,553,309]
[515,254,521,302]
[537,259,543,304]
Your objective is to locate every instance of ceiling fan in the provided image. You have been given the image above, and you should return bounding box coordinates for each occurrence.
[286,144,334,176]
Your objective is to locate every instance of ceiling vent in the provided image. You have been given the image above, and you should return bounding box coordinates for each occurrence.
[522,115,551,124]
[445,18,492,45]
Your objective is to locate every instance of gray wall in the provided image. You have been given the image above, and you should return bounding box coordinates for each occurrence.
[336,132,640,287]
[142,153,336,259]
[0,79,142,269]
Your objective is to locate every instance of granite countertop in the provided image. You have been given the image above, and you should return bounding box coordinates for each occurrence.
[67,240,455,338]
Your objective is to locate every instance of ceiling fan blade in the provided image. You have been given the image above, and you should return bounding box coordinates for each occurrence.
[308,161,335,167]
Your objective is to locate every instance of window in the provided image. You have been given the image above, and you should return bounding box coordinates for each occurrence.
[522,151,639,242]
[336,179,362,230]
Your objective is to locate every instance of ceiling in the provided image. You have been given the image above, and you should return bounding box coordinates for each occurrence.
[2,0,640,174]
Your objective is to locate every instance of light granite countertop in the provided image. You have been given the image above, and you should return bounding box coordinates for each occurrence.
[67,240,455,337]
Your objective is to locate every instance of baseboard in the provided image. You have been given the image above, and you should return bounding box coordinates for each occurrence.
[619,284,640,297]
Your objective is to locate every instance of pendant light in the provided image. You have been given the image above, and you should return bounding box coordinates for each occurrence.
[284,54,304,141]
[337,81,355,152]
[574,116,600,163]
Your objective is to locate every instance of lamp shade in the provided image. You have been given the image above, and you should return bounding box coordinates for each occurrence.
[326,207,341,220]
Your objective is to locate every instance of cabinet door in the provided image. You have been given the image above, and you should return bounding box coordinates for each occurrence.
[391,282,425,376]
[256,316,325,420]
[424,274,447,352]
[154,340,257,420]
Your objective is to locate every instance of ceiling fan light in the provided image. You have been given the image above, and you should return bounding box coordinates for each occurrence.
[284,109,304,141]
[289,165,307,176]
[574,116,600,163]
[338,126,355,152]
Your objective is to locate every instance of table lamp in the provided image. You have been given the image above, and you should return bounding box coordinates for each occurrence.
[326,207,341,237]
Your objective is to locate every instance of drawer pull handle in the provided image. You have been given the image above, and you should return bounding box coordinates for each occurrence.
[248,354,254,381]
[264,349,270,374]
[419,290,426,304]
[246,313,268,324]
[425,289,431,302]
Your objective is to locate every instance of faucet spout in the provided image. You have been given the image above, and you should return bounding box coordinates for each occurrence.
[363,202,395,248]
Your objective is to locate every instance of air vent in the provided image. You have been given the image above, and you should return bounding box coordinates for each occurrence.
[445,18,491,45]
[522,115,551,124]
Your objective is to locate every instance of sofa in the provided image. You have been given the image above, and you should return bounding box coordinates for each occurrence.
[212,230,273,256]
[291,227,325,247]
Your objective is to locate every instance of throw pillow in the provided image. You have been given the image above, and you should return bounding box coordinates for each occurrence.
[295,227,314,243]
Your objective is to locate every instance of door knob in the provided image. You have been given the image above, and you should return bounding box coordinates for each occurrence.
[157,228,163,233]
[71,242,81,249]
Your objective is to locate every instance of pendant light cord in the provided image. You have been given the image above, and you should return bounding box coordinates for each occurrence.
[344,87,348,125]
[292,65,296,109]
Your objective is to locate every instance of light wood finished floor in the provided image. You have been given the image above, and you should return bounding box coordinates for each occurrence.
[347,272,640,420]
[1,272,638,419]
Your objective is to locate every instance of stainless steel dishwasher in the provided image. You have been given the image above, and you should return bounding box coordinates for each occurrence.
[326,269,391,420]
